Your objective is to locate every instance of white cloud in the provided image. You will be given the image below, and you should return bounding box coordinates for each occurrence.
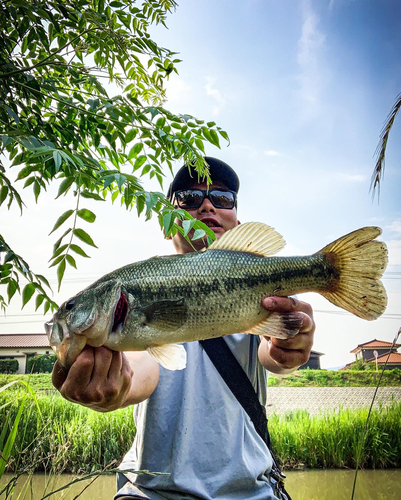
[205,77,225,116]
[264,150,280,156]
[386,219,401,236]
[332,172,366,182]
[296,0,326,115]
[387,240,401,266]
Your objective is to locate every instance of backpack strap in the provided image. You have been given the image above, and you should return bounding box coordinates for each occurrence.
[200,337,291,500]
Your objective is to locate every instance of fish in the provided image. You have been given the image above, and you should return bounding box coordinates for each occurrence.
[45,223,388,371]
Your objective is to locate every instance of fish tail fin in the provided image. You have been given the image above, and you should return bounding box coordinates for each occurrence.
[318,227,388,320]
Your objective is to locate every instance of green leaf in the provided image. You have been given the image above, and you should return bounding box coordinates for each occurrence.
[80,190,105,201]
[70,244,90,258]
[195,138,205,153]
[209,129,220,148]
[56,177,74,198]
[77,209,96,223]
[49,210,74,235]
[66,254,77,268]
[7,280,19,302]
[125,129,138,143]
[192,229,206,241]
[134,155,147,170]
[0,186,8,206]
[35,294,45,311]
[53,151,62,171]
[128,142,143,160]
[57,259,66,291]
[22,283,36,308]
[73,228,98,248]
[182,219,196,237]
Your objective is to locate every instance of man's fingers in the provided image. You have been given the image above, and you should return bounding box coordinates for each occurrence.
[52,360,68,390]
[267,339,310,368]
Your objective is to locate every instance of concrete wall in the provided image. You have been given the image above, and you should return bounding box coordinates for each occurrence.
[0,347,52,374]
[266,386,401,415]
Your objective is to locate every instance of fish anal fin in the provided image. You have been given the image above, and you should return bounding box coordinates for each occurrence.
[141,298,187,331]
[208,222,285,256]
[245,312,302,339]
[147,344,187,370]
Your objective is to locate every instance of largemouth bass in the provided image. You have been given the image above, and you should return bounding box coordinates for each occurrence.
[45,223,388,370]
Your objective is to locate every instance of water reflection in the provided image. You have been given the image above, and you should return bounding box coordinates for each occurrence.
[285,469,401,500]
[1,469,400,500]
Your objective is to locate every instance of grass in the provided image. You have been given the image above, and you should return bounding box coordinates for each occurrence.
[1,385,400,475]
[2,369,400,394]
[268,368,401,387]
[270,403,401,469]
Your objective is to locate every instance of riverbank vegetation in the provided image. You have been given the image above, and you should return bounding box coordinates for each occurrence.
[1,385,400,474]
[268,368,401,387]
[2,368,400,393]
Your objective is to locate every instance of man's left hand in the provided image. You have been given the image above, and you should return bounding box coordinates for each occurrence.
[258,296,315,374]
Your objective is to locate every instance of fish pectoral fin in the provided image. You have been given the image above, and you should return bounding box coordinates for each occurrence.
[207,222,285,256]
[141,298,187,331]
[147,344,187,370]
[245,312,302,339]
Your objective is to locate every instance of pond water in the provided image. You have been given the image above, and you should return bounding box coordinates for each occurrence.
[1,469,400,500]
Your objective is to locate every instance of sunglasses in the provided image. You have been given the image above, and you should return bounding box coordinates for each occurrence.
[174,188,237,210]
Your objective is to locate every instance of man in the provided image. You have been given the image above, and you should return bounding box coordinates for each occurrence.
[52,157,315,500]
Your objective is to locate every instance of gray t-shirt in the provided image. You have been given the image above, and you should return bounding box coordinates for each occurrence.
[118,334,276,500]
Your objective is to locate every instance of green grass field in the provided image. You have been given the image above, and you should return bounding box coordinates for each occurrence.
[1,368,400,394]
[1,382,400,474]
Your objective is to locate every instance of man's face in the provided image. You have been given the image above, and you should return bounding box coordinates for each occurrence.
[171,181,239,254]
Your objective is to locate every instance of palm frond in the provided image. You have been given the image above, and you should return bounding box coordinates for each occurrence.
[371,92,401,199]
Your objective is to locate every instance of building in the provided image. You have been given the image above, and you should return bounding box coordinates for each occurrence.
[0,334,51,374]
[299,350,324,370]
[349,339,401,370]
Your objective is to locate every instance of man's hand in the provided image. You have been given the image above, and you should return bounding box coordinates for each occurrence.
[52,346,159,412]
[258,296,315,374]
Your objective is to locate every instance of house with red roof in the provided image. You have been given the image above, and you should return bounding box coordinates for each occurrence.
[0,333,51,374]
[350,339,401,370]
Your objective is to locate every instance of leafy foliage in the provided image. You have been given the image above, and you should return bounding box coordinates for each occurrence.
[0,0,227,312]
[268,368,401,387]
[371,91,401,199]
[26,353,57,373]
[0,359,19,374]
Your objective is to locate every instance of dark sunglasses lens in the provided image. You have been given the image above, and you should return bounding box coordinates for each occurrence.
[209,190,236,208]
[175,189,204,208]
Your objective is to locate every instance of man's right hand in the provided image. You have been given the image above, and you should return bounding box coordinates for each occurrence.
[52,346,160,412]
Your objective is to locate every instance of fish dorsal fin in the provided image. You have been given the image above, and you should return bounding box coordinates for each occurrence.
[208,222,285,256]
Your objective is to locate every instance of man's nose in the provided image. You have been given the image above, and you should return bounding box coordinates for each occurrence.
[198,196,215,213]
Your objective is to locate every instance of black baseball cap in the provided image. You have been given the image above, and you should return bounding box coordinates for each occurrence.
[167,156,240,200]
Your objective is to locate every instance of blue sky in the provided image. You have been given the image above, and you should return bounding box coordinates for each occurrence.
[1,0,400,368]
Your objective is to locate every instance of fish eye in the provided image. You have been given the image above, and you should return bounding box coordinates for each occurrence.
[65,299,76,311]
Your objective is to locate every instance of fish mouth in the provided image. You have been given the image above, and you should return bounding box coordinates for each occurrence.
[112,291,128,332]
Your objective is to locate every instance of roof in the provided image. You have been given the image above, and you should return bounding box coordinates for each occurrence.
[350,339,400,353]
[375,352,401,365]
[0,334,50,348]
[309,350,324,357]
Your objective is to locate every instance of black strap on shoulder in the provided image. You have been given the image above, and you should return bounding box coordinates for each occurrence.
[200,337,270,447]
[200,337,291,500]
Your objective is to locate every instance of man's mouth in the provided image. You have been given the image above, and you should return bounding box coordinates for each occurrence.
[200,218,222,229]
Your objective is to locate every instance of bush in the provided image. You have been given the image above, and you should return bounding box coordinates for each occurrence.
[27,354,57,373]
[0,358,19,374]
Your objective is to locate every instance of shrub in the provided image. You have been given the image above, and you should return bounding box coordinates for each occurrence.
[0,358,19,374]
[27,354,57,373]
